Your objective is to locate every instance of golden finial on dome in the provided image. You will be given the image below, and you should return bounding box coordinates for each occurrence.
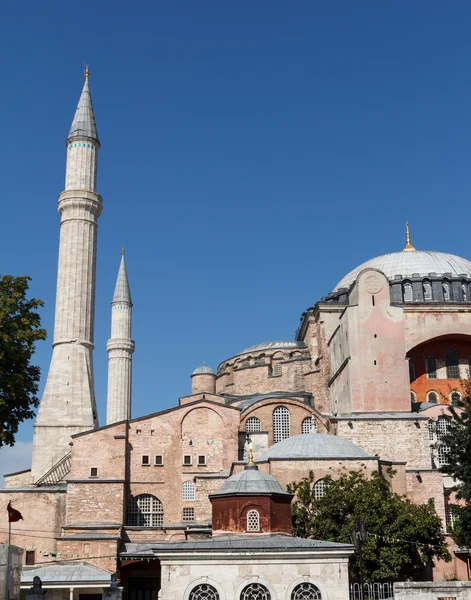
[403,221,416,252]
[84,64,89,80]
[121,245,125,256]
[247,443,255,466]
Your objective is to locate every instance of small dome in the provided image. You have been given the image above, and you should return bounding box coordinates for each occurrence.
[192,364,215,376]
[241,341,307,354]
[334,251,471,292]
[258,433,371,461]
[217,467,290,496]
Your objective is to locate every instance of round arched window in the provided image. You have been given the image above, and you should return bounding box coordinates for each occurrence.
[189,584,219,600]
[291,582,322,600]
[245,417,261,433]
[240,583,271,600]
[273,406,290,443]
[126,494,163,527]
[302,417,317,434]
[427,391,438,404]
[246,509,260,531]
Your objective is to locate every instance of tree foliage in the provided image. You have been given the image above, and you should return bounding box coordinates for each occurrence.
[0,275,46,447]
[440,378,471,547]
[287,470,450,581]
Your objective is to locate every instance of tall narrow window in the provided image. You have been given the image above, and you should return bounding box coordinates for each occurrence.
[445,506,458,533]
[247,509,260,531]
[245,417,261,433]
[273,406,290,443]
[426,356,437,379]
[436,416,452,467]
[451,391,461,407]
[446,348,459,379]
[409,362,415,383]
[462,282,468,302]
[443,281,450,301]
[423,280,432,301]
[403,282,413,302]
[313,479,326,499]
[182,481,195,501]
[272,363,282,377]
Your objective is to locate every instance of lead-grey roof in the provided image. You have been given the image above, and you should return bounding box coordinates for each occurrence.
[68,78,99,142]
[21,562,112,584]
[121,534,353,555]
[112,253,132,304]
[192,363,215,375]
[241,341,307,354]
[334,251,471,291]
[215,466,291,496]
[258,433,371,461]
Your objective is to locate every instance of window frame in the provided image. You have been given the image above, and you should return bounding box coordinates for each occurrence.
[141,455,150,466]
[246,509,260,532]
[273,406,290,443]
[182,507,195,522]
[313,478,326,500]
[426,356,437,380]
[90,467,98,477]
[197,454,207,466]
[182,480,196,501]
[403,281,413,302]
[427,390,439,404]
[245,417,262,433]
[126,494,164,527]
[183,454,192,466]
[154,454,164,466]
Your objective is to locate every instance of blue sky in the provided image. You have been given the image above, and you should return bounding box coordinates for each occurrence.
[1,1,471,478]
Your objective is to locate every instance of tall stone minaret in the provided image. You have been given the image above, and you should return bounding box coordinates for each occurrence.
[31,68,102,480]
[106,250,135,424]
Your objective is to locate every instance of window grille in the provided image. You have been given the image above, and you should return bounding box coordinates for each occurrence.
[443,282,451,301]
[189,584,219,600]
[423,281,432,301]
[182,481,196,501]
[445,506,458,533]
[313,479,325,500]
[409,362,415,383]
[182,507,195,522]
[272,363,282,377]
[462,283,468,301]
[240,583,271,600]
[90,467,98,477]
[302,417,317,434]
[245,417,261,433]
[198,455,206,465]
[446,348,459,379]
[126,494,163,527]
[155,455,163,466]
[437,416,451,438]
[141,455,150,466]
[437,444,451,466]
[451,392,461,407]
[247,510,260,531]
[427,391,438,404]
[291,582,322,600]
[183,455,192,465]
[428,421,436,441]
[403,282,413,302]
[427,356,437,379]
[273,406,290,443]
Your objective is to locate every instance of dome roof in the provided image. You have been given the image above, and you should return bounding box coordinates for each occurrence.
[334,251,471,292]
[216,467,290,496]
[192,364,215,376]
[258,433,371,461]
[241,341,307,354]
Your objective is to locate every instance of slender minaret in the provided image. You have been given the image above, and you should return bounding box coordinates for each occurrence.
[31,67,102,480]
[106,249,135,424]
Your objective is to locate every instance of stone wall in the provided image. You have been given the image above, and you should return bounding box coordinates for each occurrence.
[3,470,32,488]
[394,581,471,600]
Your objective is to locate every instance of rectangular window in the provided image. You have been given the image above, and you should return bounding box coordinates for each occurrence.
[182,507,195,522]
[90,467,98,477]
[198,455,206,466]
[25,551,35,565]
[272,363,282,377]
[141,455,150,466]
[154,455,164,466]
[136,429,142,435]
[183,455,192,466]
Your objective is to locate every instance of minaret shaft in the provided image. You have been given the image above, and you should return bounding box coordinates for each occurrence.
[31,75,101,481]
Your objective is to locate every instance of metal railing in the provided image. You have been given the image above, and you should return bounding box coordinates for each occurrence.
[350,582,394,600]
[34,447,72,486]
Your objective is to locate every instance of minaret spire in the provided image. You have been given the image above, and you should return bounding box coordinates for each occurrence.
[31,72,103,481]
[106,251,135,425]
[402,221,416,252]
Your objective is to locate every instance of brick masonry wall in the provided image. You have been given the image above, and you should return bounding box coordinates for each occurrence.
[3,470,32,488]
[66,482,125,524]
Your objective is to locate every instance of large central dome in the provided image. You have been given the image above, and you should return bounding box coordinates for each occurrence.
[334,250,471,292]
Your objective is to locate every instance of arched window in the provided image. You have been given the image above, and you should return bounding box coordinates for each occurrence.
[409,362,415,383]
[273,406,290,443]
[450,391,461,407]
[446,348,459,379]
[182,481,195,501]
[423,280,432,301]
[443,281,451,301]
[462,282,468,302]
[427,391,439,404]
[189,584,219,600]
[313,479,326,500]
[302,416,317,434]
[247,510,260,531]
[245,417,261,433]
[240,583,271,600]
[291,582,322,600]
[126,494,163,527]
[426,356,437,379]
[403,282,413,302]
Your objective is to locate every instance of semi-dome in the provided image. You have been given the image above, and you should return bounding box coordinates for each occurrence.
[191,363,215,376]
[258,433,371,461]
[334,250,471,292]
[216,467,290,496]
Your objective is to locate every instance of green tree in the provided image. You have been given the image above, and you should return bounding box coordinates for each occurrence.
[287,470,450,581]
[440,379,471,547]
[0,275,46,447]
